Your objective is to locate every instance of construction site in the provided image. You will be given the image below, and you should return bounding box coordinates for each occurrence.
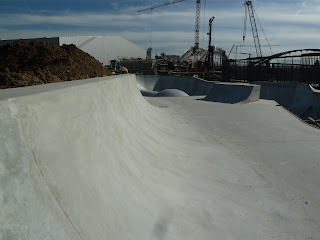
[115,1,320,97]
[1,0,320,240]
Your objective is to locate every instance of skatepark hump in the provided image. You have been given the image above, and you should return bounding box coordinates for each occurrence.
[1,74,320,239]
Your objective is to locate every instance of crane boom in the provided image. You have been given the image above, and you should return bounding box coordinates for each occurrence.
[137,0,187,12]
[193,0,201,62]
[244,1,262,57]
[139,0,202,65]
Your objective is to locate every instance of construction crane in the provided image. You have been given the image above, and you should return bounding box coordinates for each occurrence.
[193,0,201,62]
[243,1,262,57]
[138,0,202,65]
[228,44,280,58]
[137,0,187,58]
[206,16,215,70]
[137,0,187,12]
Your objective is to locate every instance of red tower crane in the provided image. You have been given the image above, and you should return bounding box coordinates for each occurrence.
[193,0,201,62]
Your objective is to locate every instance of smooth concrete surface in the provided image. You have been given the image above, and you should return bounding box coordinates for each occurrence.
[253,81,320,120]
[1,74,320,240]
[136,75,216,96]
[155,89,189,97]
[140,89,159,97]
[204,82,260,103]
[137,75,259,103]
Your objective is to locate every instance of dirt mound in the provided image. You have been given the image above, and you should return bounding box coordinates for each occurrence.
[0,40,112,89]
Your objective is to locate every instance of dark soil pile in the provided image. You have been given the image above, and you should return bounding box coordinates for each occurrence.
[0,40,111,89]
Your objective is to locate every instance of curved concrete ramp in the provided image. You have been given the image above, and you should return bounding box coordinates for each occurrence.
[136,75,215,96]
[155,89,189,97]
[1,75,320,239]
[253,81,320,119]
[140,89,158,97]
[140,89,189,97]
[204,82,261,103]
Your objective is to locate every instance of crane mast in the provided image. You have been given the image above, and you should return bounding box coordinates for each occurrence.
[193,0,201,62]
[244,1,262,58]
[206,16,215,70]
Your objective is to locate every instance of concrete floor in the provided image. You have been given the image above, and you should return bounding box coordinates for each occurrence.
[1,74,320,239]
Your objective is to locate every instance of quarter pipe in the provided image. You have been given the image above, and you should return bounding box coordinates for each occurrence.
[1,75,320,239]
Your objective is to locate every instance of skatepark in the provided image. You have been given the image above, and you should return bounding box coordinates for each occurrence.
[1,74,320,239]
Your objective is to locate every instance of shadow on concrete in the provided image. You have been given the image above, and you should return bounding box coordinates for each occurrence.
[200,83,261,104]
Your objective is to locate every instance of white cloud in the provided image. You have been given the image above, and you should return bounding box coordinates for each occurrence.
[1,0,319,57]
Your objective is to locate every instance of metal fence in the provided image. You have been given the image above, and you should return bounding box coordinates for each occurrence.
[223,50,320,84]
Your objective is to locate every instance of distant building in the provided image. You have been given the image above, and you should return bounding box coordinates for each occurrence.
[146,47,152,59]
[0,36,146,65]
[154,53,180,61]
[167,55,180,61]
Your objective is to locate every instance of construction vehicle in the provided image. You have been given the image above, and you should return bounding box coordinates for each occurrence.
[109,60,128,75]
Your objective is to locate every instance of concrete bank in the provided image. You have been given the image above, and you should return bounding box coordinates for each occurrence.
[1,74,261,239]
[1,74,319,240]
[137,75,261,104]
[136,75,215,96]
[253,81,320,120]
[204,82,260,103]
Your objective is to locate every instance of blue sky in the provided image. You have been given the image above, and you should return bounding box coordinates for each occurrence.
[1,0,319,58]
